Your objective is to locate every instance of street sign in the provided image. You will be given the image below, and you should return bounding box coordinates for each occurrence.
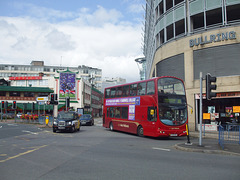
[38,101,45,105]
[36,97,48,102]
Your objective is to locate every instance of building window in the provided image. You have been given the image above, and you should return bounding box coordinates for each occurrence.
[28,80,38,86]
[9,92,20,97]
[38,92,49,97]
[206,8,222,27]
[175,19,185,36]
[39,79,48,86]
[16,80,26,86]
[0,91,6,96]
[191,13,204,30]
[166,0,173,11]
[167,24,174,40]
[24,92,34,97]
[227,4,240,23]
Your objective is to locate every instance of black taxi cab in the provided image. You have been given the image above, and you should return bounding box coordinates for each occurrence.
[53,111,80,133]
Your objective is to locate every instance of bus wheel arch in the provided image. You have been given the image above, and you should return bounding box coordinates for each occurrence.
[109,122,114,131]
[137,125,144,137]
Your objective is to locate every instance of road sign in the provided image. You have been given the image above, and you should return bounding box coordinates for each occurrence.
[36,97,48,102]
[38,101,45,105]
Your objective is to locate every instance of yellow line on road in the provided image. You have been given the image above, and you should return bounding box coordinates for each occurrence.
[0,145,48,163]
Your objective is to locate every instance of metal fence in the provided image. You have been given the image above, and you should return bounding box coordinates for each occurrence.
[14,115,54,126]
[218,125,240,149]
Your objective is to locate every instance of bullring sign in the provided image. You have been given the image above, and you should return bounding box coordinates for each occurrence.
[189,31,236,47]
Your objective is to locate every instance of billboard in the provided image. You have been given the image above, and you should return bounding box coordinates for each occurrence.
[59,73,76,98]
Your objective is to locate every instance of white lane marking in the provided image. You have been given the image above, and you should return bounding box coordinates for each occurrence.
[22,130,38,135]
[7,124,18,126]
[0,126,2,128]
[152,147,171,152]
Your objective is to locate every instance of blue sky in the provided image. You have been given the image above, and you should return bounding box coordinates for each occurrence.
[0,0,145,82]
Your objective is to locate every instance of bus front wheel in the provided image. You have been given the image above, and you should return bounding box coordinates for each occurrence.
[137,125,144,137]
[109,122,113,131]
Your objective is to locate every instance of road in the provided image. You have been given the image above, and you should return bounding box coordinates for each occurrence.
[0,121,239,180]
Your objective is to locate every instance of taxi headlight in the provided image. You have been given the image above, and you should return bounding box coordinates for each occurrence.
[67,121,72,125]
[53,121,58,125]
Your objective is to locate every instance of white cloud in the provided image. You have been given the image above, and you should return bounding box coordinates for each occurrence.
[0,5,143,83]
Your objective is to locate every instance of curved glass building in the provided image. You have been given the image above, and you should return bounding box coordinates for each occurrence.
[144,0,240,131]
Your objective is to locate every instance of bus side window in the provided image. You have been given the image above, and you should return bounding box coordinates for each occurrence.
[109,107,114,118]
[122,107,128,119]
[148,107,156,121]
[110,88,116,98]
[130,84,137,96]
[137,82,146,95]
[115,107,121,118]
[122,85,129,97]
[116,87,122,97]
[105,89,110,98]
[147,81,155,95]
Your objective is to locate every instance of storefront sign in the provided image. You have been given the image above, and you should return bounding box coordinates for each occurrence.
[189,31,236,47]
[203,113,210,120]
[233,106,240,113]
[9,76,42,80]
[197,124,217,131]
[195,92,240,99]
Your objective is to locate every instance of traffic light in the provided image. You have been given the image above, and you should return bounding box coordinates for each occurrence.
[206,73,217,100]
[1,101,4,109]
[50,93,58,105]
[13,101,16,109]
[50,93,54,102]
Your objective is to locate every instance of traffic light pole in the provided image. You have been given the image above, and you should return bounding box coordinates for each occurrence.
[1,107,2,121]
[199,72,203,146]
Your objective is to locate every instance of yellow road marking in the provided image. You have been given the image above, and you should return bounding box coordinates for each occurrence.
[0,145,48,163]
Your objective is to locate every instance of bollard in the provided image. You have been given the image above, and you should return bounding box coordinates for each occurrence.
[185,124,192,145]
[45,116,49,127]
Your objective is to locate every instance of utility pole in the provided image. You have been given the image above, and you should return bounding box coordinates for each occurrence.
[199,72,203,146]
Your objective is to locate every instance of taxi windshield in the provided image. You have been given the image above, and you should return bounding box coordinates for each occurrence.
[58,112,74,119]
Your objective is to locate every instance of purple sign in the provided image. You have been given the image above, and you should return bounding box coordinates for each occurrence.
[59,73,76,98]
[106,97,140,106]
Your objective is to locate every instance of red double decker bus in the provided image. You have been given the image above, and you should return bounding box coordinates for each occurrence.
[103,76,188,137]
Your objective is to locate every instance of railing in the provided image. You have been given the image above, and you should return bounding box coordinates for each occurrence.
[219,125,240,150]
[14,115,54,126]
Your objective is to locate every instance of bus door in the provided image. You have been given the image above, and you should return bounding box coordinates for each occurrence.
[144,106,157,136]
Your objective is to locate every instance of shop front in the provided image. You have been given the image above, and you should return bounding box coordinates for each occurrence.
[195,92,240,131]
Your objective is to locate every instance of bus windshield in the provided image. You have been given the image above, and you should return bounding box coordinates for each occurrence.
[158,78,187,126]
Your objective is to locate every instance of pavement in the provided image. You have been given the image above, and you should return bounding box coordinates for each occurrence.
[175,131,240,156]
[1,118,240,156]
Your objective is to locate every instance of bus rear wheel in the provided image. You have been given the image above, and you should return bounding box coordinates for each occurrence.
[137,125,144,137]
[109,122,113,131]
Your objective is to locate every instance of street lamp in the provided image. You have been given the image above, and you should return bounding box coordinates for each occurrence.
[135,57,146,80]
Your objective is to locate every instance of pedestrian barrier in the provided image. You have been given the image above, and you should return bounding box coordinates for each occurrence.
[14,115,53,125]
[218,125,240,149]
